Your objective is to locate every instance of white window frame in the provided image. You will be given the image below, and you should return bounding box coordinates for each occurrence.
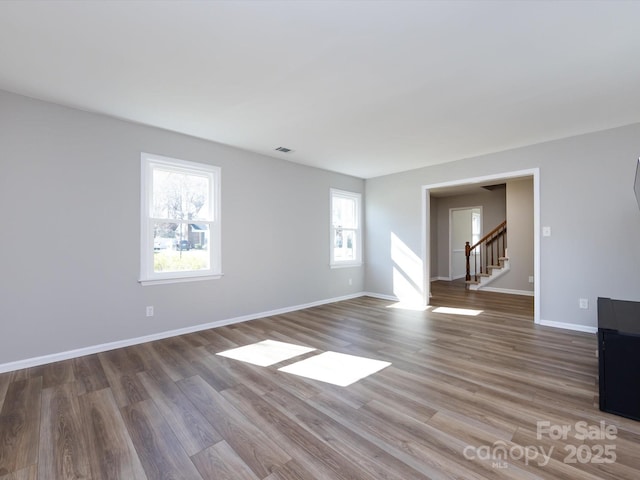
[330,188,363,268]
[139,152,222,285]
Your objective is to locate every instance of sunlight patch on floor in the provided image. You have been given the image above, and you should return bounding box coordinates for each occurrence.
[278,351,391,387]
[432,306,483,316]
[386,302,430,311]
[216,340,315,367]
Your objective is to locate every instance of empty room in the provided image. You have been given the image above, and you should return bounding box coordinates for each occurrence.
[1,1,640,479]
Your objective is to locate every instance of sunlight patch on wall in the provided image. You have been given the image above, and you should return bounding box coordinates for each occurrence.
[391,232,424,306]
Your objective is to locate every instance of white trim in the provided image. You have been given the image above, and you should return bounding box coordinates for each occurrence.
[0,292,366,374]
[532,170,541,325]
[330,263,363,269]
[449,205,482,282]
[480,287,534,296]
[140,273,224,286]
[0,290,596,373]
[538,319,597,334]
[430,276,451,282]
[422,167,541,324]
[140,152,222,284]
[421,168,538,192]
[421,187,430,305]
[330,188,363,267]
[362,291,399,302]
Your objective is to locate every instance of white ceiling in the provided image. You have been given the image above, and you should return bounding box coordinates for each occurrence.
[1,1,639,179]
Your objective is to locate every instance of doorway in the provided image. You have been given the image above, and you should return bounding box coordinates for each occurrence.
[450,207,481,280]
[421,168,540,324]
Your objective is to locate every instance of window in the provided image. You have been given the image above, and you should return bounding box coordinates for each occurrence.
[471,210,481,246]
[140,153,221,285]
[330,188,362,267]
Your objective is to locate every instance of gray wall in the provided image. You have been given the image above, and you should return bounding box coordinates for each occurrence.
[491,178,534,293]
[366,123,640,329]
[0,90,364,365]
[3,88,640,365]
[430,189,506,279]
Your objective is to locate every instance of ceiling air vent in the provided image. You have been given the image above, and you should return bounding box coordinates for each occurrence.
[275,146,293,153]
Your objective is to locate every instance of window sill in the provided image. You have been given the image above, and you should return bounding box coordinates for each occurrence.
[330,262,363,269]
[139,273,224,286]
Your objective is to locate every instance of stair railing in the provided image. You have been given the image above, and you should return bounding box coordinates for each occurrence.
[465,220,507,283]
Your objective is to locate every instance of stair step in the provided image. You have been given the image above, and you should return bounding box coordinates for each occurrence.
[467,244,510,290]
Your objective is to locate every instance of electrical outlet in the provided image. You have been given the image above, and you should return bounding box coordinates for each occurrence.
[542,226,551,237]
[579,298,589,310]
[146,306,154,317]
[348,278,353,286]
[528,276,534,283]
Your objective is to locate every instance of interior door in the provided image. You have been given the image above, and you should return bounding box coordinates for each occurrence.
[451,207,481,280]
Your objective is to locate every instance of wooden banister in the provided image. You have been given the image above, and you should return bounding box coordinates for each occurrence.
[468,220,506,251]
[465,220,507,283]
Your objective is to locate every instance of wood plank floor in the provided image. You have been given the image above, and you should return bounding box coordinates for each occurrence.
[1,281,639,479]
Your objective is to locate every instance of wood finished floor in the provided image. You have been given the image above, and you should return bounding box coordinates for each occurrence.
[1,281,639,479]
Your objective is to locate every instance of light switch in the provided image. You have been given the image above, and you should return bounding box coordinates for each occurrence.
[542,226,551,237]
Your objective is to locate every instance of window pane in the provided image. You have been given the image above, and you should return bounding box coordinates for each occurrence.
[332,197,356,228]
[153,222,210,273]
[471,212,481,246]
[152,168,211,221]
[334,229,356,261]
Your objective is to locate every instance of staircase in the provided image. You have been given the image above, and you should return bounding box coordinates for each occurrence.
[465,220,508,290]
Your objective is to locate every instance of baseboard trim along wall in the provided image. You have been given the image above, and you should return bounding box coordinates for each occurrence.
[367,289,596,335]
[538,319,597,334]
[0,291,597,374]
[362,292,399,302]
[0,292,365,374]
[480,287,535,296]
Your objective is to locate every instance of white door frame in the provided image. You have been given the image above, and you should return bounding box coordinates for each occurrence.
[421,168,540,324]
[449,206,483,280]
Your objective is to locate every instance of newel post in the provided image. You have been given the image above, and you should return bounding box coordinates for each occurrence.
[465,241,471,281]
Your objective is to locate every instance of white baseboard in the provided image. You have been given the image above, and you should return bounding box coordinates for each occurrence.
[0,292,366,374]
[362,291,399,302]
[430,276,451,281]
[480,287,534,296]
[538,319,597,334]
[0,291,599,373]
[365,291,597,335]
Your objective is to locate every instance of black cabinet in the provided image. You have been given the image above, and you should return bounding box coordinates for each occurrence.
[598,297,640,421]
